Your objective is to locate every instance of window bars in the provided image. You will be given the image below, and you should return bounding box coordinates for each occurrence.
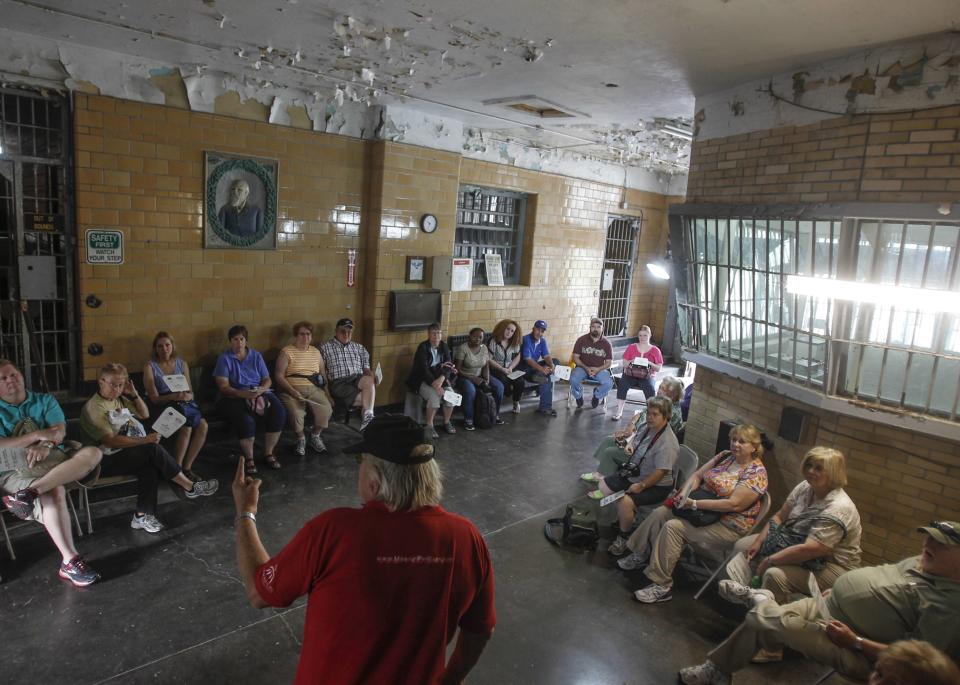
[455,185,527,285]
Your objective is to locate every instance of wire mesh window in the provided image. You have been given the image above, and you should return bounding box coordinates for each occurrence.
[678,214,960,422]
[455,186,527,285]
[0,94,64,159]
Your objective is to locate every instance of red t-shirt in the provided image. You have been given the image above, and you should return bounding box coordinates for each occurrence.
[255,501,496,685]
[573,333,613,368]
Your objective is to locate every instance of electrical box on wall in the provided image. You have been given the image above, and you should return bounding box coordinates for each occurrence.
[18,256,58,300]
[432,256,473,292]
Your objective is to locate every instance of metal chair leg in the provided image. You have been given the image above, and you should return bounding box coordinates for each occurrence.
[66,490,83,538]
[694,550,738,600]
[0,513,16,560]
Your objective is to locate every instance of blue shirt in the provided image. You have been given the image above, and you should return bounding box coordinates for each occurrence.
[0,391,65,436]
[213,348,269,392]
[520,333,550,371]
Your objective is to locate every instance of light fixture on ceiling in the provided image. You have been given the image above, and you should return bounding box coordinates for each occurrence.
[660,124,693,141]
[785,276,960,314]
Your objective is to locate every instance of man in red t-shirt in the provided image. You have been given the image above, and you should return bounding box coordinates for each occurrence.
[233,415,496,684]
[570,317,614,409]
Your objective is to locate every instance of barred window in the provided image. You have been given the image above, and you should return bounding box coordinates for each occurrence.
[455,186,527,285]
[675,210,960,423]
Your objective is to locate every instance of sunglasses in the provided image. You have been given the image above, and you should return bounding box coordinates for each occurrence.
[930,520,960,544]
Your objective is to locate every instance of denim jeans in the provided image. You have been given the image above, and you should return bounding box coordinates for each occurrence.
[570,367,614,401]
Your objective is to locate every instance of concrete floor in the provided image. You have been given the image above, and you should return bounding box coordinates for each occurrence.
[0,396,829,684]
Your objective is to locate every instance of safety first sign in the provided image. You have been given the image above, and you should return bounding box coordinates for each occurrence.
[85,229,124,265]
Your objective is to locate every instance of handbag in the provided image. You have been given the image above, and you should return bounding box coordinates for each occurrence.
[624,362,651,380]
[671,487,722,527]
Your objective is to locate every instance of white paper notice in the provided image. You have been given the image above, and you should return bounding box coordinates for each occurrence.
[152,407,187,438]
[443,389,463,406]
[552,365,571,381]
[811,575,832,620]
[0,447,28,471]
[484,253,504,287]
[506,370,526,380]
[163,374,190,392]
[602,268,614,291]
[374,362,383,385]
[600,491,626,507]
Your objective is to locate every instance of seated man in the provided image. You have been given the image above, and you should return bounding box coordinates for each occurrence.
[0,359,102,587]
[569,317,614,410]
[320,318,377,430]
[520,320,557,417]
[679,521,960,685]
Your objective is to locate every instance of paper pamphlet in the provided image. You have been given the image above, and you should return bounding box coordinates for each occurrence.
[0,447,29,472]
[484,253,504,287]
[152,407,187,438]
[163,374,190,392]
[506,370,526,380]
[443,389,463,406]
[600,491,626,507]
[631,357,650,367]
[552,365,571,381]
[725,552,753,586]
[375,362,383,385]
[810,574,832,620]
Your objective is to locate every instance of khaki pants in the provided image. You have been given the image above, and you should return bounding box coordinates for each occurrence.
[278,385,332,434]
[627,505,741,588]
[733,535,848,603]
[708,596,872,680]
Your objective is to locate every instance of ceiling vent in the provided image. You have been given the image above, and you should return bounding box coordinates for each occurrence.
[483,95,588,120]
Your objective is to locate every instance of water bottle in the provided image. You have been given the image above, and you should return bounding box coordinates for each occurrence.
[750,575,762,589]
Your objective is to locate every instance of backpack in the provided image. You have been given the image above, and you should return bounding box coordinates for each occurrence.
[474,389,498,429]
[543,505,600,550]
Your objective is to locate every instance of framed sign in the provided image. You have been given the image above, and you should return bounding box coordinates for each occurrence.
[484,252,504,287]
[204,151,279,250]
[406,256,426,283]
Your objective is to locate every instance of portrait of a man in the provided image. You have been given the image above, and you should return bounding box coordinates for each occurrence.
[204,152,278,249]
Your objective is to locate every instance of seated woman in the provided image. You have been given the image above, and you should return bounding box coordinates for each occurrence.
[406,322,457,439]
[214,325,287,473]
[454,327,505,431]
[487,319,524,414]
[274,321,332,457]
[583,398,680,556]
[581,378,684,484]
[619,424,768,605]
[143,331,209,483]
[718,446,862,662]
[80,363,218,534]
[612,324,663,421]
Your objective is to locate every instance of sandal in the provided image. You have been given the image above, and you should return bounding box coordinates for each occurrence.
[580,472,601,483]
[244,457,258,475]
[265,454,282,470]
[587,490,605,500]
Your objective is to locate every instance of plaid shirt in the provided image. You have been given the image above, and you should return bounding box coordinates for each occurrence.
[320,338,371,380]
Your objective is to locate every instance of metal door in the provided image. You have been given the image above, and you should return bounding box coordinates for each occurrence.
[0,89,77,393]
[597,214,641,337]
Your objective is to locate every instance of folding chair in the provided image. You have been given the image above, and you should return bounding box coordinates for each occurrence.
[1,485,85,560]
[690,491,773,599]
[75,466,139,534]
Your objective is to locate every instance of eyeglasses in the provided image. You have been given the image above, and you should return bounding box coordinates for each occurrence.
[930,521,960,543]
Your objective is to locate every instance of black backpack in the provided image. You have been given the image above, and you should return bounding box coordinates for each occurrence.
[474,389,498,429]
[543,505,600,550]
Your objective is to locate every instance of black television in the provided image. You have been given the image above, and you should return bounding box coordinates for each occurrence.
[389,290,443,331]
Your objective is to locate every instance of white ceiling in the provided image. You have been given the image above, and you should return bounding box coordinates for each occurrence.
[3,0,959,172]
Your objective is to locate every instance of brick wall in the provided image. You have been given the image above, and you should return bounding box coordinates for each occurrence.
[687,105,960,203]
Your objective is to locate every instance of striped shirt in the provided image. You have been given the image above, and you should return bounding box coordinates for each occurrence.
[320,338,370,380]
[281,344,324,390]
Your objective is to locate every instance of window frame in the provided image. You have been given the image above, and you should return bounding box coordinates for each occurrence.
[455,185,528,286]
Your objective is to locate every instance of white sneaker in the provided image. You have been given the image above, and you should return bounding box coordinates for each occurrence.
[360,412,375,431]
[512,402,521,414]
[308,433,327,453]
[633,583,673,603]
[607,536,630,556]
[185,479,219,499]
[678,660,731,685]
[717,579,775,607]
[295,437,306,456]
[131,513,164,533]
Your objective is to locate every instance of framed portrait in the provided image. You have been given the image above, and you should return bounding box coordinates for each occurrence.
[204,151,279,249]
[406,256,426,283]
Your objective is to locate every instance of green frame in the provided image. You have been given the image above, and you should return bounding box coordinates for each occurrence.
[204,151,279,249]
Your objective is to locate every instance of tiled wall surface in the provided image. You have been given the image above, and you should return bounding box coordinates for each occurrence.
[684,367,960,565]
[687,106,960,203]
[74,95,673,402]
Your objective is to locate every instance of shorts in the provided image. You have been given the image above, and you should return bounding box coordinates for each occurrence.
[0,447,70,521]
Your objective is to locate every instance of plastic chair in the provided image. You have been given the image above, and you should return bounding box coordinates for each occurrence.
[690,491,773,600]
[674,446,699,489]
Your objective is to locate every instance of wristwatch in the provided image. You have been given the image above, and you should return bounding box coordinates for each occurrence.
[854,636,864,652]
[691,499,698,510]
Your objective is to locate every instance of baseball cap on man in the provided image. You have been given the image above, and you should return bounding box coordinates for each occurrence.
[534,320,548,331]
[918,520,960,546]
[336,318,354,329]
[590,316,603,326]
[344,414,435,465]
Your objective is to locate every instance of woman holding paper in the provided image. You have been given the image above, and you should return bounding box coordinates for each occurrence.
[215,325,287,474]
[143,332,209,483]
[488,319,525,414]
[274,321,333,457]
[612,325,663,421]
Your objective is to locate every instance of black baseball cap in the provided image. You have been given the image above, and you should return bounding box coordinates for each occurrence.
[343,414,436,465]
[336,318,354,328]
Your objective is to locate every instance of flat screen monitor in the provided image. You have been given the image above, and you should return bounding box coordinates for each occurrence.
[389,290,443,331]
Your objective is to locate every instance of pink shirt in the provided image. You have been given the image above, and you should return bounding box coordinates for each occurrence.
[622,343,663,367]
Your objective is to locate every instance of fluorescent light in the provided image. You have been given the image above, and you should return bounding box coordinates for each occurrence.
[661,125,692,141]
[647,262,670,280]
[786,276,960,314]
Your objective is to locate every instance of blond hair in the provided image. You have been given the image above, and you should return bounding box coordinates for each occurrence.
[366,449,443,512]
[729,424,764,459]
[873,640,960,685]
[99,362,128,379]
[658,377,683,403]
[801,446,848,489]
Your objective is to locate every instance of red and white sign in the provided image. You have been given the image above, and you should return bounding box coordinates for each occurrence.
[347,249,357,287]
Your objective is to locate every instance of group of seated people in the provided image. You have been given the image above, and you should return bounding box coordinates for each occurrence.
[580,403,960,684]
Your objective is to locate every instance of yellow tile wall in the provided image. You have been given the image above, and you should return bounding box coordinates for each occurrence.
[75,94,368,379]
[74,95,675,404]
